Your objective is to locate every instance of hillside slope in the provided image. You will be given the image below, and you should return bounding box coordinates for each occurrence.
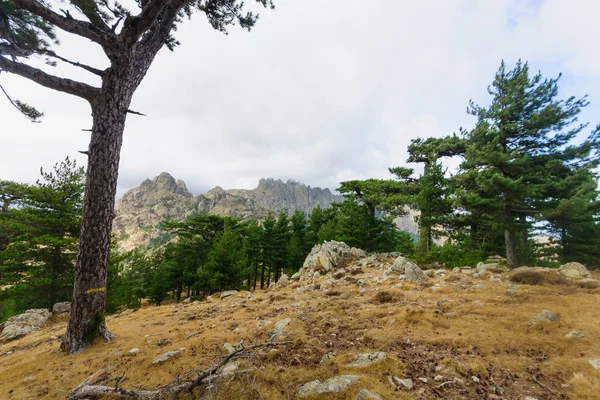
[1,258,599,399]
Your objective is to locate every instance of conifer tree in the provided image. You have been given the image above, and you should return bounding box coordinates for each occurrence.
[458,60,594,268]
[0,0,275,352]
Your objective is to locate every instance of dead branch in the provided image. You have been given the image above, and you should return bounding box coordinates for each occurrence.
[533,374,558,396]
[67,340,292,399]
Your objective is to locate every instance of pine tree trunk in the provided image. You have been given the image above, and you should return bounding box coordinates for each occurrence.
[61,80,131,353]
[504,229,518,269]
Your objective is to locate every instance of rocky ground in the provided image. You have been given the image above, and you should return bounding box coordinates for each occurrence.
[1,243,599,399]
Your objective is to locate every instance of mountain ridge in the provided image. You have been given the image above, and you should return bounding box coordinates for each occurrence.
[112,173,345,251]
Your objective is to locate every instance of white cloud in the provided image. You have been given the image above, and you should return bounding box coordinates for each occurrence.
[2,0,599,198]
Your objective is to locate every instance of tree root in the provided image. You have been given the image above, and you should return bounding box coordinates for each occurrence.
[67,340,292,399]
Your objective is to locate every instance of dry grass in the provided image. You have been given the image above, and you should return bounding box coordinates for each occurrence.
[1,268,600,400]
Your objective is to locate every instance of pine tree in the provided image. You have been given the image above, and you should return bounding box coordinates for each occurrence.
[1,0,276,352]
[0,157,84,313]
[458,60,592,267]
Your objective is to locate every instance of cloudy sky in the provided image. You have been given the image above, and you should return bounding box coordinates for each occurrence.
[2,0,599,199]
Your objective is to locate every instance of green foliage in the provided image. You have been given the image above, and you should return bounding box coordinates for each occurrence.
[0,157,84,318]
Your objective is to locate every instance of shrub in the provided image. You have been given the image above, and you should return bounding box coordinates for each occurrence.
[509,270,567,286]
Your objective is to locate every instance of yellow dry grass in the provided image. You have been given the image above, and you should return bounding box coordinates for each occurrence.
[1,269,599,400]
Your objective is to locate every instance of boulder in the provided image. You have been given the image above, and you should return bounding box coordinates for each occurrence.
[347,352,386,367]
[291,272,301,281]
[297,375,361,397]
[566,331,585,339]
[52,302,71,314]
[355,389,382,400]
[300,241,366,279]
[383,256,427,283]
[589,359,600,371]
[0,309,51,341]
[558,262,591,279]
[476,262,509,274]
[393,377,414,390]
[278,273,290,285]
[532,310,560,322]
[220,290,239,300]
[152,348,184,365]
[320,351,336,365]
[269,317,291,340]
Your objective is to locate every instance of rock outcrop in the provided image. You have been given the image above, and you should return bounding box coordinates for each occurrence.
[299,241,366,280]
[383,256,427,283]
[297,375,361,397]
[113,173,343,251]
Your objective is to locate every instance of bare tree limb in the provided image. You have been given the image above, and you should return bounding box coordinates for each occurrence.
[127,108,146,116]
[42,50,106,77]
[0,56,98,101]
[67,341,292,399]
[9,0,118,49]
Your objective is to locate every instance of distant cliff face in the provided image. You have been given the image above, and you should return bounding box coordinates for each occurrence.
[112,173,344,251]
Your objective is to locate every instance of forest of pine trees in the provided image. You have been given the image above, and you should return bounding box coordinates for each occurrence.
[1,60,599,322]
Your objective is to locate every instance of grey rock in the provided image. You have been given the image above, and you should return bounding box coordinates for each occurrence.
[589,359,600,371]
[384,256,427,283]
[566,331,585,339]
[278,273,290,284]
[222,361,240,374]
[152,349,184,365]
[418,377,428,383]
[347,352,386,367]
[297,375,361,397]
[320,351,336,365]
[301,241,366,279]
[269,317,291,340]
[472,376,480,383]
[434,375,444,382]
[291,272,301,281]
[223,343,236,354]
[0,309,51,341]
[558,262,591,278]
[128,348,140,355]
[476,262,509,274]
[52,302,71,314]
[355,389,382,400]
[533,310,560,322]
[220,290,239,300]
[506,289,517,296]
[393,377,414,390]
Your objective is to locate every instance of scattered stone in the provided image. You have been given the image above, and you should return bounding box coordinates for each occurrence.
[278,273,290,284]
[472,376,480,383]
[297,375,361,397]
[220,290,238,300]
[222,361,240,374]
[434,375,444,382]
[474,301,485,307]
[356,279,366,287]
[269,317,291,340]
[589,359,600,371]
[152,349,184,365]
[291,271,301,281]
[476,262,509,274]
[566,331,585,339]
[506,289,517,296]
[532,310,560,322]
[393,377,414,390]
[52,302,71,314]
[256,320,272,328]
[355,389,382,400]
[347,352,386,367]
[383,256,426,283]
[558,262,591,278]
[128,348,140,355]
[0,309,51,341]
[418,377,428,383]
[223,343,236,354]
[524,397,539,400]
[23,376,37,383]
[320,351,336,365]
[192,300,200,305]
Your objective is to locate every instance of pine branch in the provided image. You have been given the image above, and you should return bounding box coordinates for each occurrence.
[10,0,117,49]
[0,83,42,122]
[42,50,106,76]
[0,56,98,101]
[121,0,172,43]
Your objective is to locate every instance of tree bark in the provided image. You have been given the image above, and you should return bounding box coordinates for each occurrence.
[60,75,132,353]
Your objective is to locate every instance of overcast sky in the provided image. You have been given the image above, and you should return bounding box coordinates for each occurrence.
[1,0,599,199]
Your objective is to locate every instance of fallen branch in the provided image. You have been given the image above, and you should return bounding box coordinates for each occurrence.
[185,331,201,339]
[533,374,558,396]
[68,340,292,399]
